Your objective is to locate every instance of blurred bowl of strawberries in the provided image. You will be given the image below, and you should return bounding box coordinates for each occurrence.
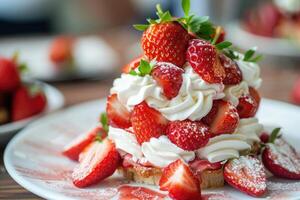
[0,55,64,144]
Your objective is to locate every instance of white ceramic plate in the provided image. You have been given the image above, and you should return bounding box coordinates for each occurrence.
[0,36,119,82]
[4,98,300,200]
[226,22,300,58]
[0,81,64,144]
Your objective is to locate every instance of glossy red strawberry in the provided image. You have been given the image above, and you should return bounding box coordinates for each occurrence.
[151,62,184,99]
[63,125,106,161]
[224,156,267,197]
[142,22,190,67]
[122,56,142,74]
[166,120,210,151]
[12,85,47,121]
[262,138,300,180]
[131,101,168,144]
[106,94,131,129]
[203,100,239,136]
[0,58,21,92]
[159,159,201,200]
[237,94,258,118]
[219,54,242,85]
[49,36,74,63]
[186,39,225,83]
[72,139,120,187]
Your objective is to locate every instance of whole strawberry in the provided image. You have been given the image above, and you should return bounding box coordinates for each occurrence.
[0,58,21,92]
[151,62,184,100]
[166,120,211,151]
[142,22,190,67]
[219,54,242,85]
[186,39,225,83]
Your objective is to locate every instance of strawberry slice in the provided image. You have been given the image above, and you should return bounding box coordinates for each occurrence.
[131,101,168,144]
[219,54,242,85]
[72,139,120,187]
[151,62,184,100]
[224,156,267,197]
[106,94,131,129]
[166,120,211,151]
[237,94,258,118]
[49,36,74,63]
[159,159,201,200]
[262,138,300,180]
[189,158,222,174]
[186,39,225,84]
[122,56,142,74]
[62,125,106,161]
[202,100,239,136]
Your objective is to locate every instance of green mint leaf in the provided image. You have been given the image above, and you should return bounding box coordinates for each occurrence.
[129,70,138,76]
[138,59,152,76]
[181,0,190,17]
[249,55,263,63]
[243,49,255,61]
[100,113,109,133]
[133,24,149,31]
[224,49,239,60]
[268,128,281,143]
[216,41,232,50]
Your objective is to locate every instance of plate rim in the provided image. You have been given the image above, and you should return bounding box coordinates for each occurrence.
[3,98,300,200]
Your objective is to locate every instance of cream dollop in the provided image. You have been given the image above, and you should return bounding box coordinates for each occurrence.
[224,81,249,106]
[274,0,300,13]
[236,59,262,89]
[111,65,224,121]
[108,126,143,159]
[234,117,263,143]
[142,136,195,168]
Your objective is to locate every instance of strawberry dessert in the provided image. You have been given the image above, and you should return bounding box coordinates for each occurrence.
[63,1,300,199]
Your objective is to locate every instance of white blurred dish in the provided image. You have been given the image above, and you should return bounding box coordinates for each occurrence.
[0,36,119,81]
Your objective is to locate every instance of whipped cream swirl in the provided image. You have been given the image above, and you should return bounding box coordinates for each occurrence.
[224,81,249,106]
[234,117,263,143]
[111,65,224,121]
[236,58,262,89]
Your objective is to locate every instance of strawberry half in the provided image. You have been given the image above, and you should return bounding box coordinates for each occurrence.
[122,56,142,74]
[166,120,210,151]
[249,87,261,106]
[142,22,190,67]
[0,57,21,92]
[262,138,300,180]
[237,94,258,118]
[224,156,267,197]
[151,62,184,100]
[219,54,242,85]
[72,139,120,188]
[186,39,225,84]
[106,94,131,129]
[202,100,239,136]
[131,101,168,144]
[49,36,74,63]
[12,85,47,121]
[63,125,106,161]
[159,159,201,200]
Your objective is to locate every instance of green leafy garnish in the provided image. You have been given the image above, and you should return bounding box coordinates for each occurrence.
[100,113,109,133]
[181,0,190,17]
[129,59,155,76]
[224,49,239,60]
[268,128,281,143]
[243,48,263,63]
[187,15,215,40]
[216,41,232,51]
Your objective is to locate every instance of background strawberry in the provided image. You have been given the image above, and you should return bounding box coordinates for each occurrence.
[151,62,184,99]
[49,36,74,64]
[219,54,242,85]
[186,39,225,83]
[12,85,47,121]
[0,58,21,92]
[166,120,210,151]
[224,156,267,197]
[141,22,190,67]
[131,101,168,144]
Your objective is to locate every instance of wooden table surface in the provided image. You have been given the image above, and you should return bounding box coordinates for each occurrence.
[0,29,300,199]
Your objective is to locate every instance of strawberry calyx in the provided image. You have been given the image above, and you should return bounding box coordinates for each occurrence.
[95,113,109,142]
[12,51,29,74]
[268,127,282,144]
[129,59,156,77]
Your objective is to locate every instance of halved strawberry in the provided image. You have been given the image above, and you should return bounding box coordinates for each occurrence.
[131,101,168,144]
[72,139,120,187]
[249,87,261,106]
[62,125,106,161]
[219,54,242,85]
[106,94,131,129]
[166,120,210,151]
[151,62,184,100]
[122,56,142,74]
[224,156,267,197]
[142,22,190,67]
[49,36,74,63]
[202,100,239,136]
[159,159,201,200]
[237,94,258,118]
[186,39,225,84]
[262,138,300,180]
